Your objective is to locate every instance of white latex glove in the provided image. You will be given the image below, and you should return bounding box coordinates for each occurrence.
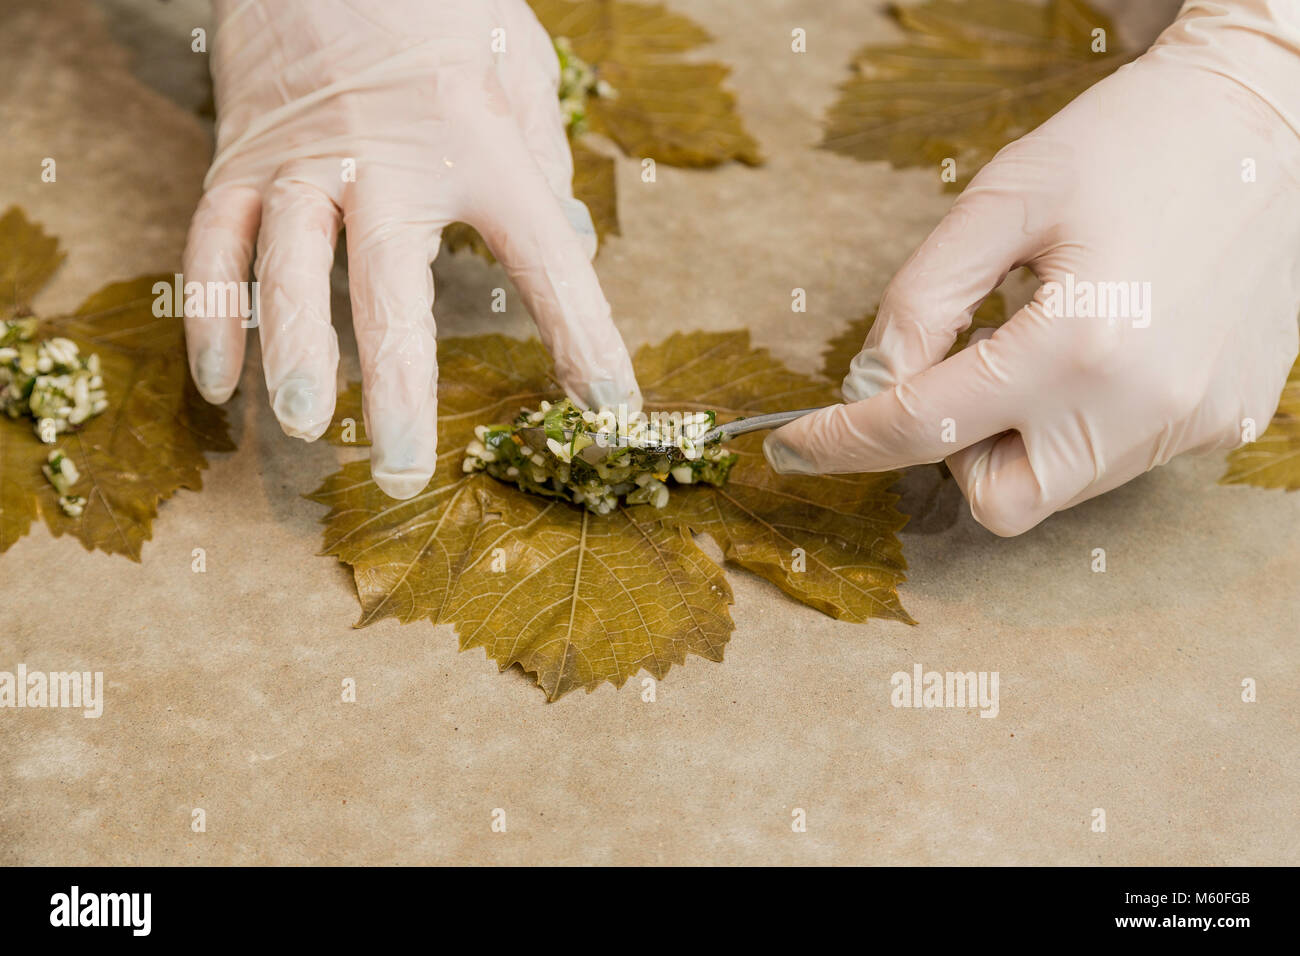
[765,0,1300,535]
[183,0,641,499]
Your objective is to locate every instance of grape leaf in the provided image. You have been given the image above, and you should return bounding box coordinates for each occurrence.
[1220,356,1300,491]
[638,332,913,624]
[0,207,233,559]
[569,139,619,243]
[309,332,911,701]
[0,207,65,314]
[531,0,761,168]
[444,0,759,258]
[820,0,1135,190]
[310,457,735,701]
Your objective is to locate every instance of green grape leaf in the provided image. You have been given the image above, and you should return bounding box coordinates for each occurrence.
[446,0,759,259]
[531,0,761,167]
[1220,356,1300,491]
[637,331,913,624]
[0,207,233,559]
[309,331,911,701]
[821,0,1135,190]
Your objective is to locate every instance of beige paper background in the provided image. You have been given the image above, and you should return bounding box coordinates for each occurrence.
[1,0,1295,865]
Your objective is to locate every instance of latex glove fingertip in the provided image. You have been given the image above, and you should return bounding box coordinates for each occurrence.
[585,377,642,416]
[763,430,819,476]
[193,348,239,404]
[372,466,433,500]
[271,379,332,441]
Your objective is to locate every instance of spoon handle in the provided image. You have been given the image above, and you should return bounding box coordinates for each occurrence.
[703,406,828,443]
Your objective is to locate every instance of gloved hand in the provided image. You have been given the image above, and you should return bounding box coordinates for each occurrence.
[183,0,641,499]
[765,0,1300,535]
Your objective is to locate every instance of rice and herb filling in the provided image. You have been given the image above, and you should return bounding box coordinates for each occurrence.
[0,317,107,443]
[554,37,615,136]
[464,398,737,515]
[1,317,107,517]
